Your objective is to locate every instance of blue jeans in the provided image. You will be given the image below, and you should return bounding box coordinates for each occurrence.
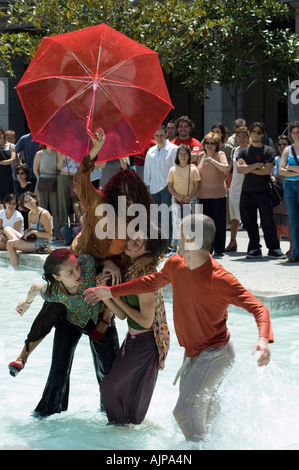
[284,180,299,259]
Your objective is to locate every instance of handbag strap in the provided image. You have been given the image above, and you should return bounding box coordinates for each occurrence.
[186,165,190,196]
[290,144,299,165]
[36,210,44,231]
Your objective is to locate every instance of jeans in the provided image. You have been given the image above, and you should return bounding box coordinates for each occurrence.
[284,180,299,259]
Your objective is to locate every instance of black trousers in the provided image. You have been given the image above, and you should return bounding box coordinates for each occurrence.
[34,317,119,417]
[240,190,280,252]
[198,197,226,253]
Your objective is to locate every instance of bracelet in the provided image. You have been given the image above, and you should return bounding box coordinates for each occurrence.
[25,299,33,305]
[100,317,111,326]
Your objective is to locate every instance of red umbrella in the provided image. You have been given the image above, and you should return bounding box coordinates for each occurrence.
[15,23,173,162]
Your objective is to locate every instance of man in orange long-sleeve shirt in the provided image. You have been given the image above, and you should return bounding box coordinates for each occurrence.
[84,214,273,442]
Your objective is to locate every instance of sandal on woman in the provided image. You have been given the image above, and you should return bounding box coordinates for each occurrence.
[8,359,25,377]
[225,242,237,252]
[285,257,299,263]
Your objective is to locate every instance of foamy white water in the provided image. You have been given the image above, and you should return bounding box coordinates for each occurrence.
[1,262,299,450]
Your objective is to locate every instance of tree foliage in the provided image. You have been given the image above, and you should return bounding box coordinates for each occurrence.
[0,0,298,113]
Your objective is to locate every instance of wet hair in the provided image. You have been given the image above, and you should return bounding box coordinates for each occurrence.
[43,248,75,296]
[101,169,153,223]
[144,226,168,264]
[175,144,191,165]
[15,163,31,181]
[202,132,221,152]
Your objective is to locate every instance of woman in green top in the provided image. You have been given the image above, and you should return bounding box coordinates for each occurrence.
[9,248,119,417]
[99,229,170,425]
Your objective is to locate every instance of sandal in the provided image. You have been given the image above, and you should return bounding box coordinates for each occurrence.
[225,242,237,252]
[8,359,25,377]
[285,257,299,263]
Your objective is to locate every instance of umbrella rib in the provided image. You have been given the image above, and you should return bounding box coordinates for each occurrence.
[101,52,154,79]
[71,52,94,79]
[97,82,142,147]
[101,79,172,105]
[64,81,93,105]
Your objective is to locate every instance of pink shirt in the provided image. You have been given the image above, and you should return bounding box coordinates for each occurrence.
[197,151,228,199]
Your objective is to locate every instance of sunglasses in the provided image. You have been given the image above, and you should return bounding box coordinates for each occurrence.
[278,142,288,146]
[16,172,25,175]
[205,141,216,145]
[251,130,263,135]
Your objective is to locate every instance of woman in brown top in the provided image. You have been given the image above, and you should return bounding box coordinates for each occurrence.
[197,132,229,256]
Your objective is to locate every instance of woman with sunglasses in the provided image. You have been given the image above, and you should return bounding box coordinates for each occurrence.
[197,133,229,256]
[15,164,34,195]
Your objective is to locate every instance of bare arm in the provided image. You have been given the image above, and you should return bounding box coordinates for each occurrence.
[206,151,229,174]
[119,157,128,170]
[236,159,264,174]
[57,154,66,171]
[250,162,274,176]
[16,282,45,315]
[103,298,127,320]
[33,151,41,179]
[0,144,18,165]
[27,210,52,240]
[279,147,299,177]
[112,292,155,329]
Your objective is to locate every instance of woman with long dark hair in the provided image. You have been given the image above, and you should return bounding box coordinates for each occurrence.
[99,230,170,425]
[8,248,119,417]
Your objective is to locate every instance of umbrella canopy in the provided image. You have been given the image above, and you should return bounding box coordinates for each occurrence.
[15,23,173,162]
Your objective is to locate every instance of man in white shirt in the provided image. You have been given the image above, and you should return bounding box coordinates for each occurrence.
[144,125,177,246]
